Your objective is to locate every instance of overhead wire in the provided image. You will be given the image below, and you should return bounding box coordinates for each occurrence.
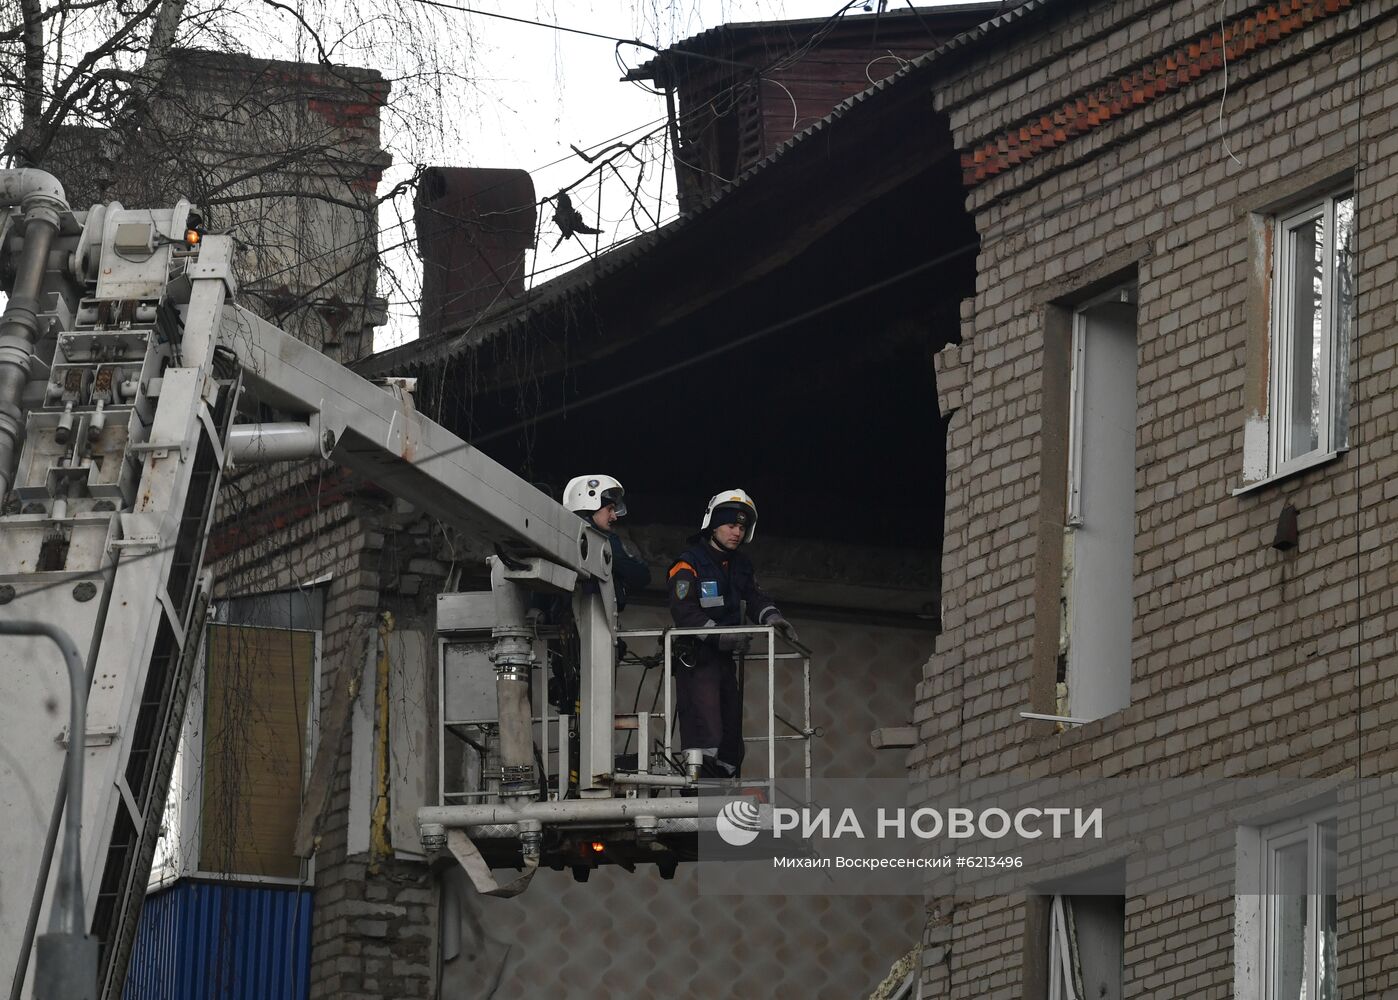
[252,0,871,284]
[447,0,866,209]
[471,239,979,444]
[4,232,975,607]
[255,0,877,348]
[393,0,663,49]
[1216,1,1243,167]
[1349,0,1368,984]
[248,115,666,291]
[5,0,935,589]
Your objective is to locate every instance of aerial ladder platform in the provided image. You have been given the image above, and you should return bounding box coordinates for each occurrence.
[0,170,814,999]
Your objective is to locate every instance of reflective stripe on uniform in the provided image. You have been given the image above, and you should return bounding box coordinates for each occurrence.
[668,560,697,579]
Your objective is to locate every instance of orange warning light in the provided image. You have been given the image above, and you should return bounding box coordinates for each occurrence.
[590,841,605,853]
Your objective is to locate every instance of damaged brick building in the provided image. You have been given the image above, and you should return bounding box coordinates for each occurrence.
[101,0,1398,997]
[908,0,1395,997]
[128,5,988,999]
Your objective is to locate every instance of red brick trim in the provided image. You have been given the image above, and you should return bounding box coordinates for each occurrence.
[960,0,1354,187]
[207,467,380,562]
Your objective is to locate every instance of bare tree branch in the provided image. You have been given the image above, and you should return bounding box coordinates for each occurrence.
[24,0,166,162]
[205,188,371,214]
[113,0,186,133]
[258,0,332,65]
[40,0,163,120]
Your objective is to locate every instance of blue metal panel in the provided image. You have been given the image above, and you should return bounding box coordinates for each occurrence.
[123,880,311,1000]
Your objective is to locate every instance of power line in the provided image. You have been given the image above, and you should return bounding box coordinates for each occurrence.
[391,0,865,211]
[186,1,875,342]
[399,0,768,71]
[473,240,978,443]
[249,130,644,285]
[1,236,973,606]
[397,0,660,50]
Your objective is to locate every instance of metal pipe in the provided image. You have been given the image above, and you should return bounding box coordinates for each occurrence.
[225,422,322,464]
[419,794,741,830]
[556,714,569,801]
[742,734,809,743]
[0,169,66,208]
[574,583,616,795]
[489,558,536,801]
[767,629,775,793]
[610,773,692,788]
[664,633,674,768]
[0,169,68,497]
[613,713,663,731]
[11,769,64,1000]
[84,399,104,442]
[684,747,703,784]
[803,653,812,808]
[54,402,74,445]
[0,621,96,1000]
[463,816,708,840]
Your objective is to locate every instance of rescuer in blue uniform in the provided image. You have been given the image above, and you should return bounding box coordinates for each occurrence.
[548,476,651,713]
[668,490,798,779]
[562,474,651,611]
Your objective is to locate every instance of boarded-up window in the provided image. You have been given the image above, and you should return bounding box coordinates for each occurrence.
[200,624,316,879]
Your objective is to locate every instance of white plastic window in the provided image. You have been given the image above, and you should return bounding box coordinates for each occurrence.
[1270,192,1355,475]
[1251,811,1339,1000]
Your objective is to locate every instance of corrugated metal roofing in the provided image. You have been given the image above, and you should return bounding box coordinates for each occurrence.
[359,0,1053,377]
[123,880,312,1000]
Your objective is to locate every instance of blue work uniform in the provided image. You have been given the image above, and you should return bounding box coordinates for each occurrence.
[667,540,780,774]
[541,518,651,710]
[604,530,651,612]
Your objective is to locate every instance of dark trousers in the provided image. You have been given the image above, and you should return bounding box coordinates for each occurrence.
[674,646,745,772]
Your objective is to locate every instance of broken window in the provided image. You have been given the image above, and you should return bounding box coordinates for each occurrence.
[1047,894,1125,1000]
[148,590,323,886]
[198,623,319,880]
[1237,809,1339,1000]
[1269,191,1355,476]
[1059,286,1138,721]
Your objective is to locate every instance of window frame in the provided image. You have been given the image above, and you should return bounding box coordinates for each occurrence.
[1267,188,1354,479]
[1065,285,1136,527]
[1057,285,1137,722]
[1242,808,1339,1000]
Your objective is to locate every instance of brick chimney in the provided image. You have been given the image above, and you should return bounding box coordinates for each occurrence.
[415,167,536,338]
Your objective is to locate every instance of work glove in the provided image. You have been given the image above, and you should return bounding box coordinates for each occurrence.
[716,633,751,655]
[768,615,799,646]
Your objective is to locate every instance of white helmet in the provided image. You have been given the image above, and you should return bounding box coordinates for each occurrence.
[700,489,757,542]
[563,475,628,516]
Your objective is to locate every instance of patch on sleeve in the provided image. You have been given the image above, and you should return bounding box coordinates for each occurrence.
[673,579,690,600]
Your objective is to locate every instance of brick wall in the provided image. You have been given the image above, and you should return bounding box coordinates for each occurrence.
[465,605,931,999]
[210,457,945,999]
[915,0,1396,995]
[212,489,453,999]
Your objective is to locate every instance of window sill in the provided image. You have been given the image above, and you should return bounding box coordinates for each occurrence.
[1024,703,1137,753]
[1232,448,1347,497]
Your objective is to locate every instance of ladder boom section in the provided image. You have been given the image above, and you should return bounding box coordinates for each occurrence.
[220,305,595,581]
